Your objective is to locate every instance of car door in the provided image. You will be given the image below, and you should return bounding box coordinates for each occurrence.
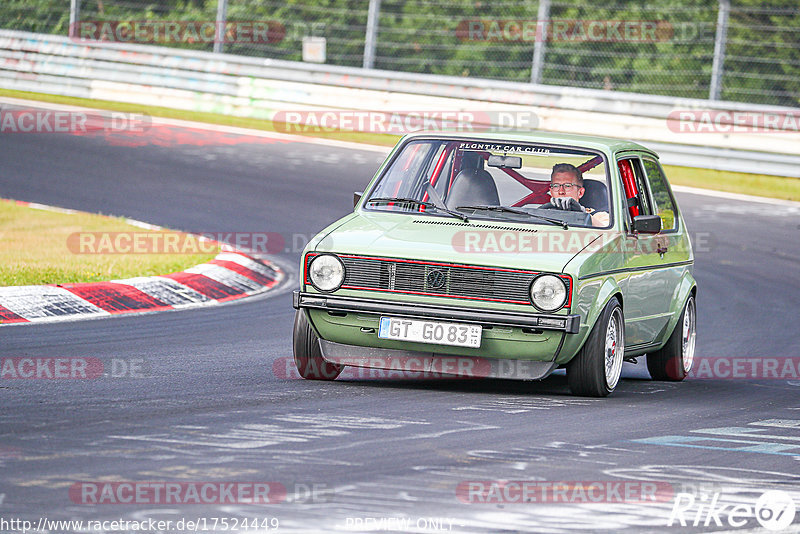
[640,155,690,332]
[616,154,673,346]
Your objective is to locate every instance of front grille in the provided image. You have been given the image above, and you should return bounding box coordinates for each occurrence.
[338,255,542,304]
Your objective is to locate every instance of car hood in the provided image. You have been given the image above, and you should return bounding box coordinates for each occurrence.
[312,212,610,273]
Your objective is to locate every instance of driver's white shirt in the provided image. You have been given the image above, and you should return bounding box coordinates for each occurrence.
[587,208,610,227]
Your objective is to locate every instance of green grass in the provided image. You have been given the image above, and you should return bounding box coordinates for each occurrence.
[662,165,800,202]
[2,88,799,201]
[0,199,218,286]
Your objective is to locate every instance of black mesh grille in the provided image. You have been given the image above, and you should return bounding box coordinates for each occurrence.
[339,255,543,304]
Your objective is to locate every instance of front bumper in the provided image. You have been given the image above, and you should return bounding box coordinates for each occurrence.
[318,340,559,380]
[293,291,580,334]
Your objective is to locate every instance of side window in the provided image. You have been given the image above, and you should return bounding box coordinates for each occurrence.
[642,158,678,231]
[617,159,638,222]
[629,158,652,216]
[617,157,652,224]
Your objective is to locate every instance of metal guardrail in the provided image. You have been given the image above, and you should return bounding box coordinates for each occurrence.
[2,29,799,177]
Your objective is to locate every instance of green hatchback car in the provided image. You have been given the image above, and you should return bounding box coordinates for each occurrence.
[292,131,696,396]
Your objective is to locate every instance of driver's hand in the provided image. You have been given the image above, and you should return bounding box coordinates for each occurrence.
[550,197,587,212]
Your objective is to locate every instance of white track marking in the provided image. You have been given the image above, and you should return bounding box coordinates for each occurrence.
[672,185,800,207]
[0,96,392,154]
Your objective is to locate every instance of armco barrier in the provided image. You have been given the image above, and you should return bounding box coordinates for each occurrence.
[1,29,800,177]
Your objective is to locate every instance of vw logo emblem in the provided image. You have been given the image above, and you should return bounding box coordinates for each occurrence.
[426,269,447,290]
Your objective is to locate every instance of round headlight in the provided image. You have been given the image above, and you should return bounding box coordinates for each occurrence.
[530,274,568,312]
[308,254,345,292]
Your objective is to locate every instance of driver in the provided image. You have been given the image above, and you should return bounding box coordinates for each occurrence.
[542,163,609,227]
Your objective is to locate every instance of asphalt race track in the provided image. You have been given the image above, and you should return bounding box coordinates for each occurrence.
[1,114,800,533]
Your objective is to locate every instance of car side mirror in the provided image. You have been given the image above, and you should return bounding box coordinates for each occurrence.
[354,191,362,208]
[632,214,661,234]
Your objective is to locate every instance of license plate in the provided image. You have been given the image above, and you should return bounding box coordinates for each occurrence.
[378,317,482,348]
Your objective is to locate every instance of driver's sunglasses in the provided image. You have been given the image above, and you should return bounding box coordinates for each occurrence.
[549,183,581,191]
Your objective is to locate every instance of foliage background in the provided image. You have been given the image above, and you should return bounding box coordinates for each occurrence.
[3,0,798,107]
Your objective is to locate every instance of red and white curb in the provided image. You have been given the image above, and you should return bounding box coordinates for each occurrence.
[0,201,285,325]
[0,251,284,325]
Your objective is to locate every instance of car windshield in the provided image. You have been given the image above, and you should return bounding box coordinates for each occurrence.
[365,139,611,228]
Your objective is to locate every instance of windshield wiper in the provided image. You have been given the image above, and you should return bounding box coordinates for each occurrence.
[366,197,469,222]
[457,205,569,229]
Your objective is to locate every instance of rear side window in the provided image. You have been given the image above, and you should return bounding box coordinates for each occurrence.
[629,158,652,216]
[617,157,652,223]
[642,158,678,232]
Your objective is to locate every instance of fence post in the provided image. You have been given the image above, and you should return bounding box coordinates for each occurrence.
[214,0,229,54]
[69,0,80,38]
[709,0,730,101]
[363,0,382,69]
[530,0,551,84]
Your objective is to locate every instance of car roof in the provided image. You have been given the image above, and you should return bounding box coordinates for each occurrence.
[402,130,657,157]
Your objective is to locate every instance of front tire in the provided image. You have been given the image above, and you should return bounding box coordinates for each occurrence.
[567,297,624,397]
[292,310,343,380]
[647,294,696,381]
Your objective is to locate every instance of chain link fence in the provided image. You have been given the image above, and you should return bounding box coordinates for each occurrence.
[3,0,798,107]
